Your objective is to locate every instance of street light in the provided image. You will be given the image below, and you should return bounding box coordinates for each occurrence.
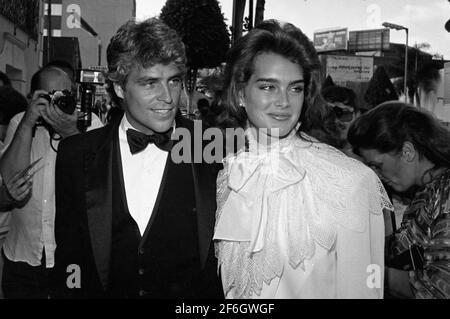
[382,22,409,102]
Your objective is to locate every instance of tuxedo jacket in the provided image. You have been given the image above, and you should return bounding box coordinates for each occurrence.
[51,111,223,298]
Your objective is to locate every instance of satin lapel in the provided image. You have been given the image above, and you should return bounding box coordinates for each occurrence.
[191,163,217,269]
[85,115,122,291]
[176,115,218,269]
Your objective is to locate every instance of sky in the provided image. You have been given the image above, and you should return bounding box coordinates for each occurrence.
[135,0,450,60]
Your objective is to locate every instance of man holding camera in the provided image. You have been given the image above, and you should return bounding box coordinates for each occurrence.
[0,64,102,298]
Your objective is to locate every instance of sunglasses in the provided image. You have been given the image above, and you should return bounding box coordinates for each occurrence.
[332,106,355,122]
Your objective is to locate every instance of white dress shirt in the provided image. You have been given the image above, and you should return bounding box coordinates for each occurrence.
[118,115,170,235]
[0,112,103,267]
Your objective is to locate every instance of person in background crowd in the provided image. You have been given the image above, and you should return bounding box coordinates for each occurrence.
[197,98,210,118]
[321,85,362,158]
[322,86,408,292]
[348,101,450,299]
[52,17,223,299]
[0,63,103,299]
[213,19,391,299]
[294,96,341,149]
[93,99,102,118]
[0,86,28,142]
[196,98,216,128]
[415,63,442,113]
[0,70,13,299]
[0,105,35,299]
[99,97,110,124]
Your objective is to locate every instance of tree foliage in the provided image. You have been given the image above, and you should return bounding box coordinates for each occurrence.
[160,0,230,71]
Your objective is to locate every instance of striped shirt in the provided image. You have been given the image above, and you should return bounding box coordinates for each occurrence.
[393,168,450,298]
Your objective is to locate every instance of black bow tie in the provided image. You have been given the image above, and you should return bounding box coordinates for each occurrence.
[126,128,173,154]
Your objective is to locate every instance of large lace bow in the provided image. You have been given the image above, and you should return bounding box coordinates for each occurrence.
[214,131,392,298]
[214,136,339,269]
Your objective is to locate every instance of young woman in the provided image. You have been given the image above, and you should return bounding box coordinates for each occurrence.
[213,20,391,299]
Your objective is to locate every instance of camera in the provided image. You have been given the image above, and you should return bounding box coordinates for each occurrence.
[79,69,105,85]
[77,69,105,132]
[38,90,77,115]
[33,89,77,137]
[32,69,106,137]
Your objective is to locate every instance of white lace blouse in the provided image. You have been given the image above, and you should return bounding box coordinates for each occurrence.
[213,129,392,299]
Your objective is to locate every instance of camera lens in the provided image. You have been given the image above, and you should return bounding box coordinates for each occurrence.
[48,91,75,114]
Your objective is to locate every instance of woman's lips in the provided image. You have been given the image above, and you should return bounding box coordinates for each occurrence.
[268,113,291,121]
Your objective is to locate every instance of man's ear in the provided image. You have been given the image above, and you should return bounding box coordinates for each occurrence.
[113,83,125,99]
[401,141,417,162]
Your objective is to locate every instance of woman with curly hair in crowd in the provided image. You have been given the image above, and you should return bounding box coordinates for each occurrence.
[348,101,450,299]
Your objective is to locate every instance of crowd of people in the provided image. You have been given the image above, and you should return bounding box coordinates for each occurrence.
[0,16,448,299]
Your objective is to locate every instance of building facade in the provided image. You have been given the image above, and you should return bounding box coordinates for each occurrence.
[44,0,136,69]
[0,0,42,95]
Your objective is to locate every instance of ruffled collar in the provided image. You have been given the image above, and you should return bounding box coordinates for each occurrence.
[214,127,338,265]
[244,125,300,154]
[213,126,392,298]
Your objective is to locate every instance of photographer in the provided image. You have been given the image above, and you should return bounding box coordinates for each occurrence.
[0,64,102,298]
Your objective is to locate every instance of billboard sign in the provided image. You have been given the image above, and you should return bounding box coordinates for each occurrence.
[326,55,374,83]
[348,29,390,52]
[314,28,348,52]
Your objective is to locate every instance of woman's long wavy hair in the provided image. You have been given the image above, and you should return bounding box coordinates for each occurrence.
[348,101,450,168]
[215,19,323,137]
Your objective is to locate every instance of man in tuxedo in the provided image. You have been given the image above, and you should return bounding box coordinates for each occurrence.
[52,17,223,298]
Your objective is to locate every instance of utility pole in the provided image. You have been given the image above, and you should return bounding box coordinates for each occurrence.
[98,37,102,66]
[248,0,254,30]
[47,0,52,64]
[404,28,409,102]
[382,22,409,102]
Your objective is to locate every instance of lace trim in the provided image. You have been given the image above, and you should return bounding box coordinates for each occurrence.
[214,133,392,298]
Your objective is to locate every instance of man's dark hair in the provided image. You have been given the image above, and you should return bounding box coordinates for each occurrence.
[321,85,358,111]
